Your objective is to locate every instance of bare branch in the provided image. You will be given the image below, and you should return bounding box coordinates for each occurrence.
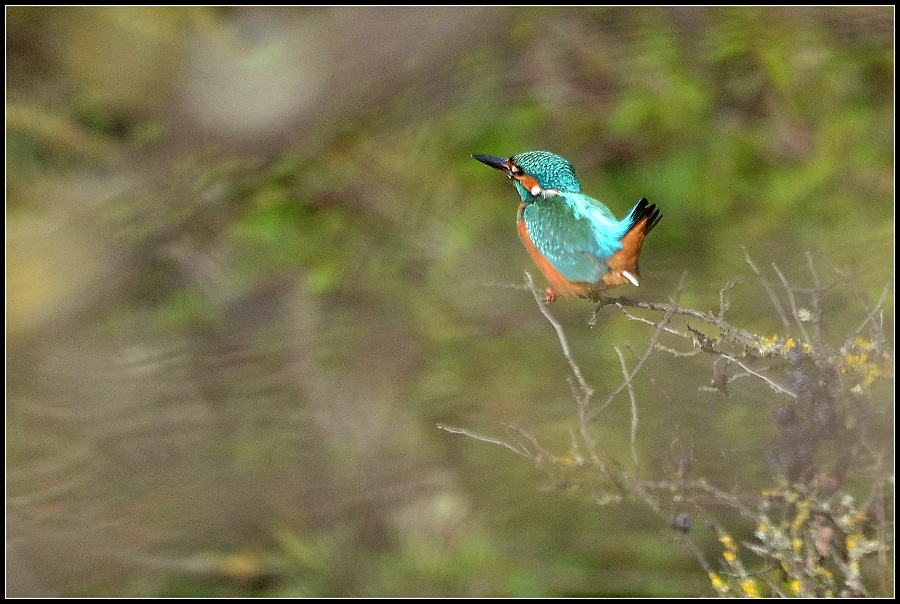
[718,279,741,321]
[743,247,793,332]
[656,343,702,357]
[451,254,889,597]
[437,424,531,458]
[715,351,797,399]
[503,424,554,462]
[636,478,757,521]
[805,252,826,346]
[524,272,594,399]
[616,305,686,337]
[770,262,814,351]
[593,294,762,353]
[842,275,894,353]
[613,345,641,470]
[588,304,675,423]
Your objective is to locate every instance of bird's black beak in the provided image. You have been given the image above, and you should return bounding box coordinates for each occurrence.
[472,154,513,177]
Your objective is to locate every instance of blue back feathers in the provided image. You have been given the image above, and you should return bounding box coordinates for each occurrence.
[474,149,660,289]
[511,152,637,283]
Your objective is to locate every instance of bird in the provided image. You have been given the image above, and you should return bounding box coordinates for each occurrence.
[472,150,661,302]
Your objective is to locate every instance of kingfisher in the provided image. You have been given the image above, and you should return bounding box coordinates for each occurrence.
[473,150,661,302]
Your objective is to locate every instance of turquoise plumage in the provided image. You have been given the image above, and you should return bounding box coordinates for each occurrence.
[473,150,661,301]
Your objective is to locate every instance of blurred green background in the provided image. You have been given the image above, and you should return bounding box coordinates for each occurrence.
[6,6,893,597]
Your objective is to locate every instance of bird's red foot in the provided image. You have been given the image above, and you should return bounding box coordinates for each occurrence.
[544,288,558,303]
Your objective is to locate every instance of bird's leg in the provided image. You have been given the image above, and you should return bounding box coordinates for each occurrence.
[589,289,618,305]
[587,290,604,303]
[544,287,558,304]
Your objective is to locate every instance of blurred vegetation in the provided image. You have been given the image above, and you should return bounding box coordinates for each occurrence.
[6,6,893,597]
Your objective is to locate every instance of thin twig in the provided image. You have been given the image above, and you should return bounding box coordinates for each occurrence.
[770,262,814,351]
[524,272,594,398]
[716,351,797,398]
[616,306,685,337]
[613,345,641,470]
[523,272,600,458]
[656,343,702,357]
[637,478,757,521]
[805,252,825,347]
[437,424,530,458]
[588,304,675,423]
[594,295,761,352]
[743,247,793,332]
[842,276,894,353]
[718,279,740,321]
[594,270,796,397]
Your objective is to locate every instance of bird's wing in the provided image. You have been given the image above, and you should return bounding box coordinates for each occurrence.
[522,193,628,284]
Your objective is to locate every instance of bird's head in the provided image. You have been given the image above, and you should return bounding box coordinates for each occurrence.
[472,150,582,200]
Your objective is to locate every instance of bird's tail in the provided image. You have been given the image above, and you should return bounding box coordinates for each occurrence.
[625,197,662,236]
[602,198,662,287]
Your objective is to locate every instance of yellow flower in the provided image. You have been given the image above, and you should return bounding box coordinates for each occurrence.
[708,572,729,593]
[719,532,737,552]
[854,337,874,350]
